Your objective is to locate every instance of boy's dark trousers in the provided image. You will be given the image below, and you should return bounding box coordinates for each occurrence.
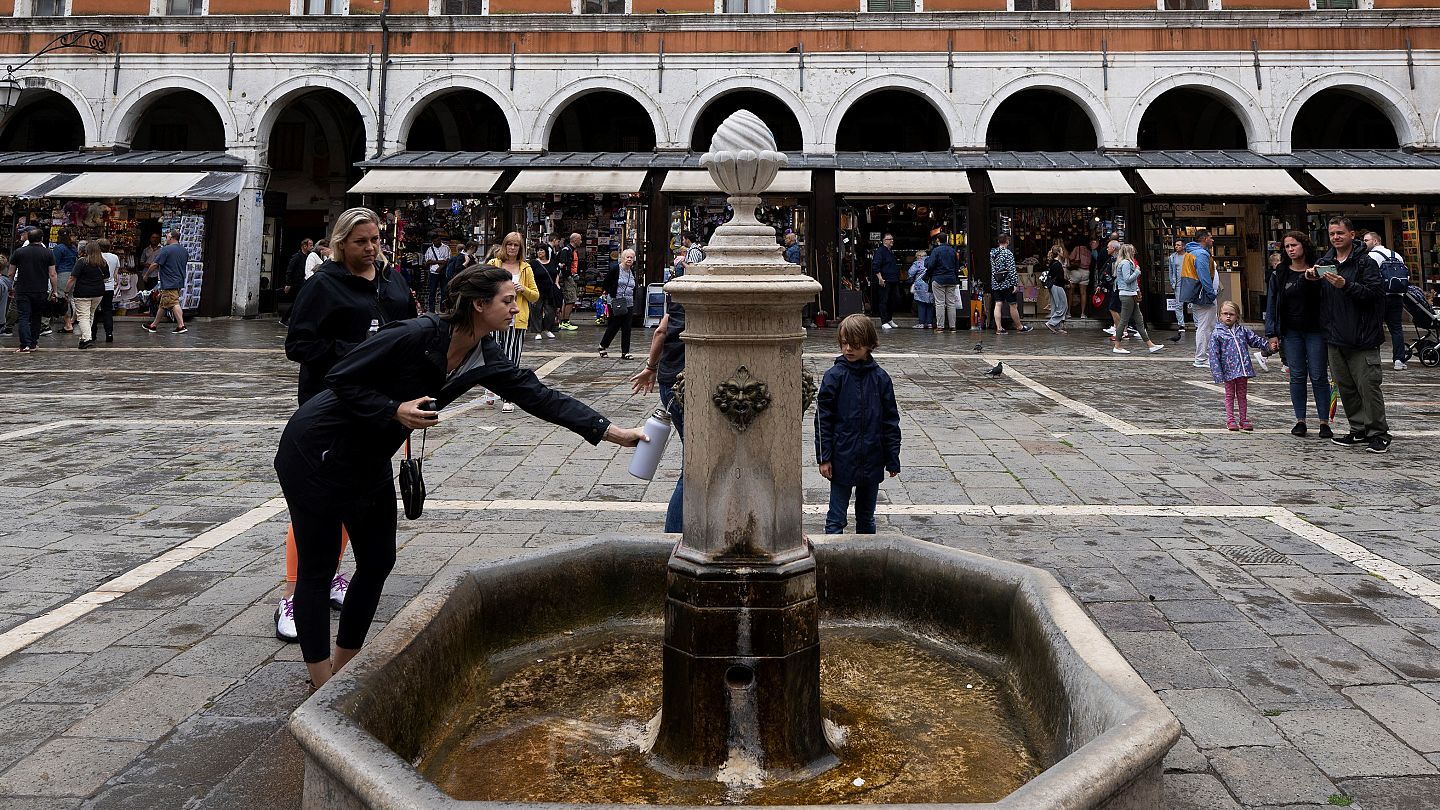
[825,481,879,534]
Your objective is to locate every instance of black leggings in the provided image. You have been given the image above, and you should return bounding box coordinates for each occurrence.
[284,480,397,664]
[91,290,113,338]
[599,306,632,354]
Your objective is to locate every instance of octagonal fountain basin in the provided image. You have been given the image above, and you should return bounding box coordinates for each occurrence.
[290,535,1179,810]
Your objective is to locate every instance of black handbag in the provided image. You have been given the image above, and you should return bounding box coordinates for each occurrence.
[398,431,427,520]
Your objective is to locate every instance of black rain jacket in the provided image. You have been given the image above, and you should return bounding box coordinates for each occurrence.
[285,260,418,405]
[275,314,611,496]
[814,355,901,487]
[1316,241,1386,350]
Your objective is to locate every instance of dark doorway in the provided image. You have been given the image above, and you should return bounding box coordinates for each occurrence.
[691,90,803,152]
[986,89,1098,151]
[1137,89,1248,150]
[406,90,511,151]
[0,89,84,150]
[264,89,368,293]
[836,90,949,152]
[131,90,226,151]
[1291,90,1399,150]
[548,91,656,152]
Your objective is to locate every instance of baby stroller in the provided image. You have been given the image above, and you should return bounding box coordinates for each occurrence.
[1401,284,1440,368]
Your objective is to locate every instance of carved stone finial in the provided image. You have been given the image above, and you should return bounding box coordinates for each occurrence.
[699,110,788,226]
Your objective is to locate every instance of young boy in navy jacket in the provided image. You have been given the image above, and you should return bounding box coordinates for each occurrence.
[815,314,902,534]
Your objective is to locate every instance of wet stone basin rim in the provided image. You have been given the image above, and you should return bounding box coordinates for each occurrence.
[290,534,1180,810]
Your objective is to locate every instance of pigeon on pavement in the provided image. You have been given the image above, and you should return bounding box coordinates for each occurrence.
[985,361,1003,377]
[973,342,984,353]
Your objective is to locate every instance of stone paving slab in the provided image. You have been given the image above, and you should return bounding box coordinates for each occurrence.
[1,319,1439,809]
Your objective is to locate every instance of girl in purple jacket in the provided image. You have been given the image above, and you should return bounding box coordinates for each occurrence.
[1209,300,1270,431]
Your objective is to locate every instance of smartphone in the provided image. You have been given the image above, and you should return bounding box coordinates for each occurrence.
[1315,263,1336,277]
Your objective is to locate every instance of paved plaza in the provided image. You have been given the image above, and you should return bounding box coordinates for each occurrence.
[1,317,1439,809]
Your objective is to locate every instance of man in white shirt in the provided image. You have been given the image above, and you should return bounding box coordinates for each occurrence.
[304,239,329,280]
[1362,231,1408,371]
[423,234,451,314]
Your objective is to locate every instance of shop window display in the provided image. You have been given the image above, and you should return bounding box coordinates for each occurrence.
[669,197,804,259]
[4,197,210,313]
[385,197,501,304]
[838,200,967,319]
[523,195,646,317]
[995,206,1123,317]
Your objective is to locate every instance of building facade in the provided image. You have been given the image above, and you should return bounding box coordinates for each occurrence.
[3,2,1439,322]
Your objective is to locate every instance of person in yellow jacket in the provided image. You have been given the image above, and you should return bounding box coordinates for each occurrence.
[486,231,540,412]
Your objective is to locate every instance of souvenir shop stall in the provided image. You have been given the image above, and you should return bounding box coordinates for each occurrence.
[1141,202,1255,318]
[993,204,1127,319]
[511,171,649,314]
[840,194,973,319]
[661,170,810,271]
[1299,168,1440,300]
[4,195,213,316]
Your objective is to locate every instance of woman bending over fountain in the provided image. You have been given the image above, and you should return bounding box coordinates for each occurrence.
[274,265,647,690]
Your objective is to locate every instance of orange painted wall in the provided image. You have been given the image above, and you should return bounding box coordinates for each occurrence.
[70,0,148,13]
[1071,0,1151,8]
[0,26,1429,54]
[206,0,291,12]
[350,0,430,11]
[1224,0,1309,8]
[488,0,572,11]
[923,0,1006,10]
[775,0,859,11]
[1376,0,1440,7]
[633,0,713,12]
[0,0,15,12]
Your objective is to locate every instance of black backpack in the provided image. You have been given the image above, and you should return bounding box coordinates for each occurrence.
[1373,248,1410,294]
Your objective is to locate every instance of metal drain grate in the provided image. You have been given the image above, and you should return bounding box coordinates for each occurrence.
[1214,545,1292,565]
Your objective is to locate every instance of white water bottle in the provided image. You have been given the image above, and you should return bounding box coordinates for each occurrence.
[628,406,674,480]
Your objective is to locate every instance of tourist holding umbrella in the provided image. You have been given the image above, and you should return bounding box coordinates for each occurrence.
[275,265,647,689]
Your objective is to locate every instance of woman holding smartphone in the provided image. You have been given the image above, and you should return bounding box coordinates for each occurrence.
[274,265,647,690]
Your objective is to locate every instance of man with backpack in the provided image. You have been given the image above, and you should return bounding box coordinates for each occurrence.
[1177,230,1219,368]
[1363,231,1410,371]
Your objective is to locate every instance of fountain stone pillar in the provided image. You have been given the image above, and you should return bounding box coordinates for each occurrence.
[651,111,833,783]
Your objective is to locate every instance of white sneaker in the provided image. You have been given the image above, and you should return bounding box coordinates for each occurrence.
[1394,359,1407,371]
[1124,328,1140,339]
[1112,346,1131,354]
[1192,359,1209,368]
[881,322,894,330]
[329,573,349,609]
[534,333,544,342]
[501,401,515,413]
[544,331,557,339]
[1254,352,1270,372]
[275,596,298,643]
[911,323,926,329]
[1149,344,1165,353]
[1103,326,1116,336]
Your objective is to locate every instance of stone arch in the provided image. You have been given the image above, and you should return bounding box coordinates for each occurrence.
[532,78,668,151]
[1124,73,1271,150]
[3,75,99,147]
[973,73,1114,150]
[678,76,817,152]
[251,73,378,156]
[105,75,239,148]
[1277,73,1424,151]
[822,75,960,150]
[393,76,521,151]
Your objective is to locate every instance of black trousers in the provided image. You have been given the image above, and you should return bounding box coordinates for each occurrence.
[877,282,902,323]
[276,448,397,664]
[599,306,632,354]
[91,290,114,338]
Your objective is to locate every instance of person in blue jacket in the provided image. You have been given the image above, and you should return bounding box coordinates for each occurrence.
[815,314,902,535]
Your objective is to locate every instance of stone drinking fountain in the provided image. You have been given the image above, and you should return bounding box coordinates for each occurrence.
[290,112,1180,810]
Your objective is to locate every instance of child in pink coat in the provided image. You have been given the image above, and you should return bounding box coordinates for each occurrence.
[1209,300,1270,431]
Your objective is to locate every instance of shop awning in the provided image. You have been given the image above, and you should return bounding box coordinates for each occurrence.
[661,170,812,194]
[836,170,971,196]
[507,169,647,195]
[1137,168,1307,197]
[46,172,210,199]
[987,170,1133,196]
[1306,169,1440,196]
[0,173,58,196]
[348,169,504,195]
[179,172,245,201]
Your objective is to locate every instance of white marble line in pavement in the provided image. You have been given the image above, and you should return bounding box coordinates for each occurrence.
[983,357,1147,436]
[0,419,287,441]
[0,368,274,376]
[0,393,293,402]
[0,498,288,660]
[1266,512,1440,610]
